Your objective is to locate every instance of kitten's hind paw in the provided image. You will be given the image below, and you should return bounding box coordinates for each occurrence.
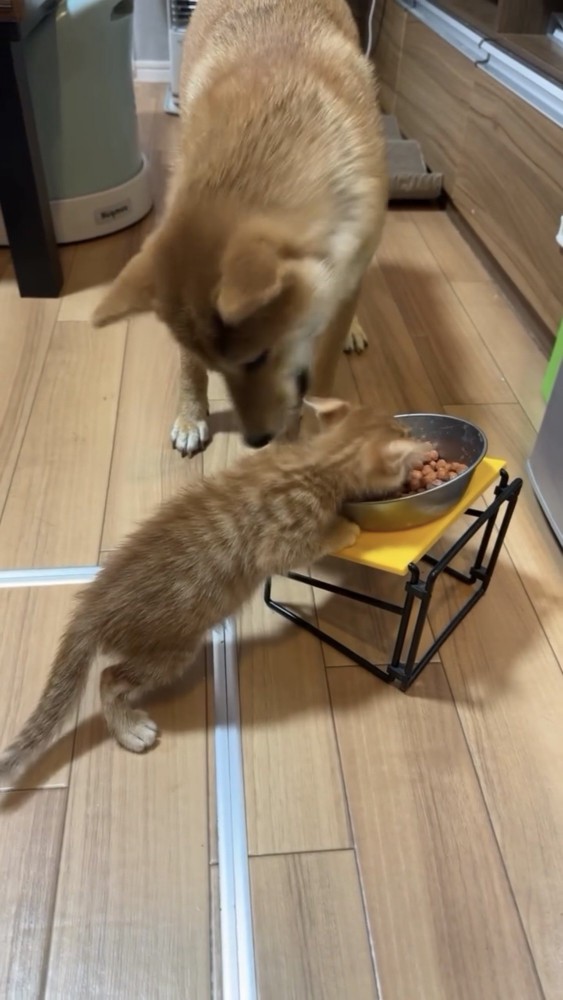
[114,709,159,753]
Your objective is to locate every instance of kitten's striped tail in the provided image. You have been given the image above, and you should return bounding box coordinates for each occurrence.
[0,619,96,783]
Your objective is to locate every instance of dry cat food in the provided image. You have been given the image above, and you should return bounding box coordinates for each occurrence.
[355,447,470,503]
[398,449,468,496]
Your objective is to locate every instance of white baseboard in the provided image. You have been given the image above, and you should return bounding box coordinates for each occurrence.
[134,60,170,83]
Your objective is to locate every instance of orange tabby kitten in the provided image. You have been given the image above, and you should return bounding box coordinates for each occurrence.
[0,399,425,781]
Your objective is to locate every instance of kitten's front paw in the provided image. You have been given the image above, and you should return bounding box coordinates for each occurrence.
[171,415,211,457]
[343,317,368,354]
[331,516,361,551]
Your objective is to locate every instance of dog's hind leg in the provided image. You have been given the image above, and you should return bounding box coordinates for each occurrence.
[311,283,363,397]
[298,285,363,439]
[343,315,368,354]
[171,347,211,457]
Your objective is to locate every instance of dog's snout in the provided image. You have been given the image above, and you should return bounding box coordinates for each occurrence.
[245,432,273,449]
[296,368,310,400]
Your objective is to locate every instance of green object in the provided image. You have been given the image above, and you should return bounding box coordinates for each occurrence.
[542,319,563,403]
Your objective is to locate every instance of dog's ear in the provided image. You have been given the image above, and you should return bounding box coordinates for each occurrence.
[216,222,294,325]
[303,397,352,428]
[92,244,156,327]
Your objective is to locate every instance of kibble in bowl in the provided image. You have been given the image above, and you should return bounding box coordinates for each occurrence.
[399,449,468,496]
[343,413,488,532]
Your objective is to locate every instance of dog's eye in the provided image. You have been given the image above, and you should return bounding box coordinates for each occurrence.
[243,350,269,371]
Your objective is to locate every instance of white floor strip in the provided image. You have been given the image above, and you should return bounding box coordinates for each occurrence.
[0,568,257,995]
[213,619,257,1000]
[0,566,100,588]
[223,619,256,1000]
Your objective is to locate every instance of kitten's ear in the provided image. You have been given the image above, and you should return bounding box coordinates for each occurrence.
[92,244,156,327]
[303,397,352,428]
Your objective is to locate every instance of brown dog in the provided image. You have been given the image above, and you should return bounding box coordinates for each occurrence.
[93,0,388,454]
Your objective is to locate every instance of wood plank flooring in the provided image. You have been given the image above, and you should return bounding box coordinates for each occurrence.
[250,851,377,999]
[0,83,561,999]
[45,656,209,999]
[329,667,543,1000]
[0,790,66,999]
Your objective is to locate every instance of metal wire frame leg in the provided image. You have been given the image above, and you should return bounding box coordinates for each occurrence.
[264,471,523,692]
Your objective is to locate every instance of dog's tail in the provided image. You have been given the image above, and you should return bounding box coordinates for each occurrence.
[0,618,96,783]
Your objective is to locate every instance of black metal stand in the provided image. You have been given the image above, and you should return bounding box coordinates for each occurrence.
[264,470,523,691]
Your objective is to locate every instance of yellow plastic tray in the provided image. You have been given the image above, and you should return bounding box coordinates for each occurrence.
[335,457,505,576]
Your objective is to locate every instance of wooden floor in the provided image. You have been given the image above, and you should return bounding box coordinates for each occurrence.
[1,84,562,999]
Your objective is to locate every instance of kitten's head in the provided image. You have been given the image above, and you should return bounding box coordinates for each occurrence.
[304,397,428,497]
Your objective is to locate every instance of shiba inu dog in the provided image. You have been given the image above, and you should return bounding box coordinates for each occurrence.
[93,0,387,454]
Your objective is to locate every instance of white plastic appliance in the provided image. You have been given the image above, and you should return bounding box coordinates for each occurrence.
[165,0,198,115]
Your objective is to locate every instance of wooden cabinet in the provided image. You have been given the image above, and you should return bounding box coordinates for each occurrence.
[377,1,563,333]
[433,0,557,35]
[394,19,474,193]
[374,0,407,113]
[431,0,563,82]
[454,73,563,331]
[496,1,553,34]
[0,1,52,23]
[431,0,498,34]
[0,1,24,18]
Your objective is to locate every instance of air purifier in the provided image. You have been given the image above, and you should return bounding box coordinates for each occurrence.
[0,0,153,246]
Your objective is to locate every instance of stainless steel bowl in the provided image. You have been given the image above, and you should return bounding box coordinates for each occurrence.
[343,413,488,532]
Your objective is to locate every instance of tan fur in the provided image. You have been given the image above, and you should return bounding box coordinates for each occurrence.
[0,401,424,781]
[92,0,387,453]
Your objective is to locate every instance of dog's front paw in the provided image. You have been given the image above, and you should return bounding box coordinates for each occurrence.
[171,415,211,457]
[343,317,368,354]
